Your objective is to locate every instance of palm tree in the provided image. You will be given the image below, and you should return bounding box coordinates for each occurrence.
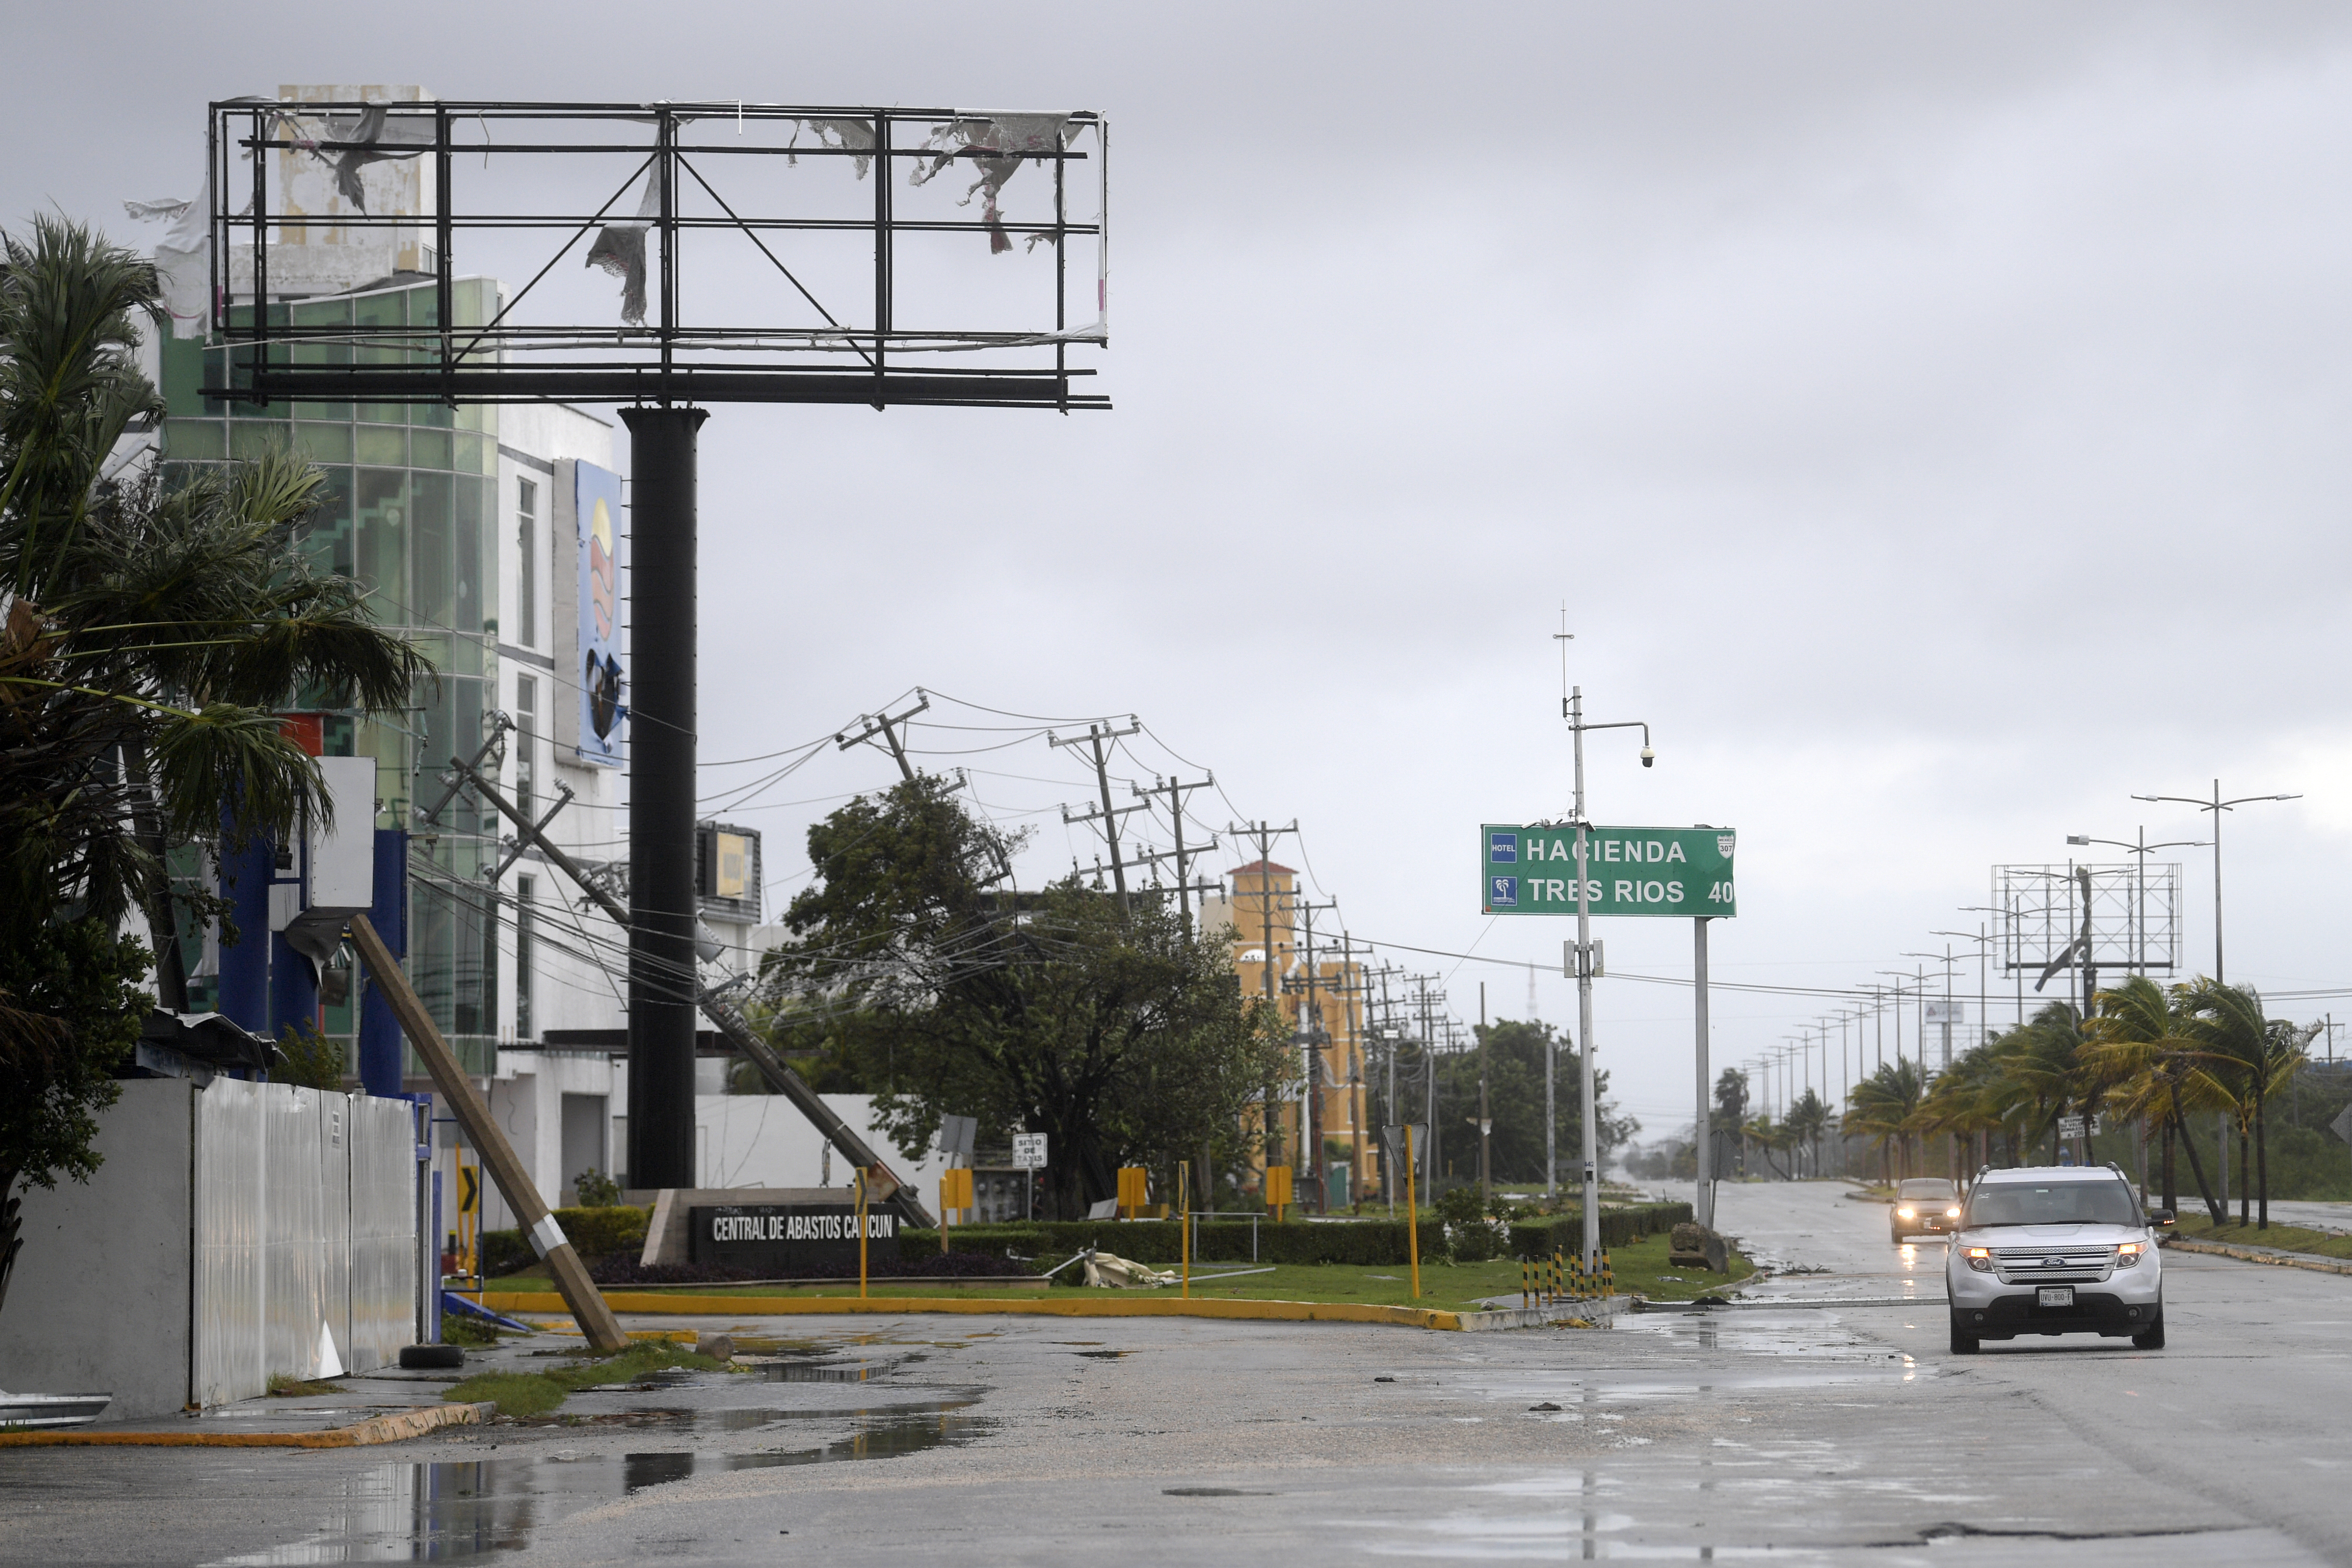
[1993,1003,2090,1164]
[2080,976,2222,1224]
[1785,1089,1830,1178]
[2179,981,2311,1230]
[1,216,427,1007]
[1846,1059,1924,1182]
[2,216,426,1319]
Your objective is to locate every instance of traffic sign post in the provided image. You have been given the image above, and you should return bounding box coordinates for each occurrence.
[1012,1133,1047,1221]
[1483,808,1739,1254]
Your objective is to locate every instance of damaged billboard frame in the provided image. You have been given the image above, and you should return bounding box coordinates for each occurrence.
[197,99,1109,410]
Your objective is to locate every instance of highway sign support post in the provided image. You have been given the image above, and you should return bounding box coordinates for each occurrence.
[1491,810,1735,1267]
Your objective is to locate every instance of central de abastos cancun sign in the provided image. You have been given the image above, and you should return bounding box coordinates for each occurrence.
[1482,825,1736,918]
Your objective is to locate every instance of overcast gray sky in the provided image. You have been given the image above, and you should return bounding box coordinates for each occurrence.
[11,3,2350,1136]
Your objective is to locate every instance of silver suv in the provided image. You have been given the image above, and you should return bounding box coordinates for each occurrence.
[1945,1164,2171,1354]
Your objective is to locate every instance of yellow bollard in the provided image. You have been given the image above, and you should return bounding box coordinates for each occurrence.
[1404,1128,1420,1301]
[1179,1162,1190,1300]
[1602,1248,1615,1298]
[855,1169,869,1300]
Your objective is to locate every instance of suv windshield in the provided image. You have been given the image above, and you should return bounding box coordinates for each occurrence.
[1964,1180,2141,1228]
[1898,1180,1956,1200]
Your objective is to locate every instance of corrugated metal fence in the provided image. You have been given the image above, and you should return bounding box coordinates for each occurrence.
[193,1081,420,1407]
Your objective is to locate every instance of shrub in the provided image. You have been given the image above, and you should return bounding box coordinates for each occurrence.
[573,1168,622,1207]
[480,1203,651,1277]
[1507,1200,1691,1259]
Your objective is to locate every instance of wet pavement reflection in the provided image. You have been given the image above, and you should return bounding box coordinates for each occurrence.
[203,1402,992,1564]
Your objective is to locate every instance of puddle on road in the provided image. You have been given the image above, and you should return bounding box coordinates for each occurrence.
[204,1405,992,1565]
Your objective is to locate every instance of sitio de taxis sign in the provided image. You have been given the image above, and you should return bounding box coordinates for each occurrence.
[1481,825,1736,918]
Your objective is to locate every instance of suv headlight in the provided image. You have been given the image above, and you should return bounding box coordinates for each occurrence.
[1962,1246,1995,1273]
[2115,1241,2142,1270]
[1896,1206,1916,1217]
[1944,1206,1961,1217]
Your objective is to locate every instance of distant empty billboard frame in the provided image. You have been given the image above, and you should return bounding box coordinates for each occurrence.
[200,99,1109,409]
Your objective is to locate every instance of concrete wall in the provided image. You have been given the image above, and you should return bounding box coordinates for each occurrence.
[0,1081,195,1421]
[474,1050,628,1231]
[694,1093,949,1205]
[0,1079,423,1420]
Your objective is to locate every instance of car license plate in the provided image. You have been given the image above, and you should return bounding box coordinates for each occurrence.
[2038,1286,2074,1308]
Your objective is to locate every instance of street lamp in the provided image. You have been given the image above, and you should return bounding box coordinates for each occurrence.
[1904,950,1964,1070]
[1876,972,1916,1067]
[2063,829,2206,978]
[1932,926,1996,1055]
[1560,679,1653,1268]
[2131,781,2300,985]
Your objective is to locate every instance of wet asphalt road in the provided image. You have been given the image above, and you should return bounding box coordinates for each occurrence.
[4,1181,2350,1565]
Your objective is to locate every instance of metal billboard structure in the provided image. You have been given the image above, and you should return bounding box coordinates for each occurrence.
[204,99,1110,1199]
[1995,862,2182,989]
[201,99,1108,409]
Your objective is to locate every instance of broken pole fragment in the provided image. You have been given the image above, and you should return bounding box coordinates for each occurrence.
[349,912,629,1352]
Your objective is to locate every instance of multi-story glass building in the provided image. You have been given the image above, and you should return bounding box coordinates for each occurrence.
[161,276,511,1071]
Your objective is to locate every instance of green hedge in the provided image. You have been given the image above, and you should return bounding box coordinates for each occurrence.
[479,1201,1689,1277]
[913,1207,1682,1267]
[479,1204,650,1277]
[910,1219,1445,1267]
[1508,1201,1691,1258]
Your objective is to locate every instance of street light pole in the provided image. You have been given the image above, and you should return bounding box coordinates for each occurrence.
[1560,676,1653,1271]
[2132,781,2300,985]
[2064,830,2206,978]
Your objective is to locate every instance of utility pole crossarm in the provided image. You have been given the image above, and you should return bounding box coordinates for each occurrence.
[835,692,931,782]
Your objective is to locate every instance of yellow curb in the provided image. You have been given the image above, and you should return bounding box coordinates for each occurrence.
[484,1291,1465,1330]
[0,1401,491,1449]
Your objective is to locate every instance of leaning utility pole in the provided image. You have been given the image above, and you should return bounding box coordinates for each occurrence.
[1132,773,1216,929]
[835,690,931,782]
[1287,895,1340,1211]
[1052,719,1145,913]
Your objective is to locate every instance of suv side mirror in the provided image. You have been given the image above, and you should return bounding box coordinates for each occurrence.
[2150,1208,2175,1229]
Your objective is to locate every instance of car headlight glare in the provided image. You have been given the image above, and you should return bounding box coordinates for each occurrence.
[2115,1241,2142,1269]
[1944,1207,1961,1217]
[1963,1246,1995,1273]
[1897,1206,1915,1217]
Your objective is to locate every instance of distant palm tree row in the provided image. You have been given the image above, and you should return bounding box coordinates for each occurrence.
[1832,977,2314,1230]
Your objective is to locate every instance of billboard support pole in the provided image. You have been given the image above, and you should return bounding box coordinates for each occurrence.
[621,406,707,1192]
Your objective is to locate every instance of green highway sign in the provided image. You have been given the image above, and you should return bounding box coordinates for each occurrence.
[1482,825,1737,918]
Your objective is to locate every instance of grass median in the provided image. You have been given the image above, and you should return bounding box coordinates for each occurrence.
[483,1232,1751,1315]
[442,1341,731,1418]
[2168,1213,2352,1261]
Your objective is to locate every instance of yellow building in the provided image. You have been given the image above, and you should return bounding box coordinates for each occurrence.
[1198,861,1379,1208]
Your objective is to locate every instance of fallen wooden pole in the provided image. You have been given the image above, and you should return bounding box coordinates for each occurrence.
[350,912,628,1352]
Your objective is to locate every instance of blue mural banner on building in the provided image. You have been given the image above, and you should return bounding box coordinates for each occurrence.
[575,461,626,767]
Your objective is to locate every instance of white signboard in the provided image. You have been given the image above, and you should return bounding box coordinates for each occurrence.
[1011,1133,1048,1170]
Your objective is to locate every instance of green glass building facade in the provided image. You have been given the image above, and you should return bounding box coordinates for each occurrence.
[160,275,504,1073]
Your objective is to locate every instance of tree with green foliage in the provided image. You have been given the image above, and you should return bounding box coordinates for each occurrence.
[0,920,150,1315]
[2079,975,2224,1222]
[0,216,427,1319]
[759,775,1293,1217]
[1434,1019,1634,1186]
[1845,1057,1925,1181]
